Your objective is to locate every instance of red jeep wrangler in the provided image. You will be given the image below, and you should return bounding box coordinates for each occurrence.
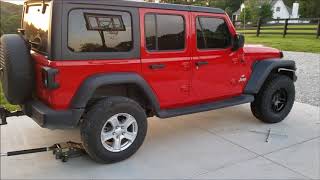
[0,0,296,163]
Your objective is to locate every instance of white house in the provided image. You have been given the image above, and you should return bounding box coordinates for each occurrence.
[232,0,300,21]
[272,0,299,19]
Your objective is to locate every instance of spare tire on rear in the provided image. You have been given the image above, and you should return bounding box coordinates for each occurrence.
[0,34,34,105]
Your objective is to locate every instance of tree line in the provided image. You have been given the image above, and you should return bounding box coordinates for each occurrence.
[156,0,320,19]
[1,0,319,35]
[0,1,22,36]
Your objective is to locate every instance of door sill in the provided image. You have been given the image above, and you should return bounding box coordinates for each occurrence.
[157,95,254,118]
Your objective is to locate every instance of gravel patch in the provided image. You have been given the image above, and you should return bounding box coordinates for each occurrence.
[283,51,320,106]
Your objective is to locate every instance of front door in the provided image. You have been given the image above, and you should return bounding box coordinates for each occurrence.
[191,12,243,103]
[140,8,192,109]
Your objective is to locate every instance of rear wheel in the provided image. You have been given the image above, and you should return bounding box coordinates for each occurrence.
[251,74,295,124]
[81,96,147,163]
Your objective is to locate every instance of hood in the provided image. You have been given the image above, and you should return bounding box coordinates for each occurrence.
[243,44,283,61]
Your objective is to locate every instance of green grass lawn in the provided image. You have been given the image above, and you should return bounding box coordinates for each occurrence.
[244,35,320,53]
[237,24,320,53]
[238,24,317,29]
[0,84,19,111]
[237,25,318,34]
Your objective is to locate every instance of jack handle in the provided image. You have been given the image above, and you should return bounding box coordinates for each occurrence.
[1,147,49,157]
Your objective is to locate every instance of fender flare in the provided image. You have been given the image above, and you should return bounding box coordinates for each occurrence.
[70,73,160,111]
[244,59,296,94]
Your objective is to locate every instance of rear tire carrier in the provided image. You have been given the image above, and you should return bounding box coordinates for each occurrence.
[0,106,24,126]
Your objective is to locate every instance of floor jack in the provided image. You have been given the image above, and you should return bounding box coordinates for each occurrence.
[1,141,86,162]
[1,106,86,162]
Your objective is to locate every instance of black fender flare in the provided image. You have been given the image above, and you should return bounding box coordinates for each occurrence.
[244,59,296,94]
[70,73,160,111]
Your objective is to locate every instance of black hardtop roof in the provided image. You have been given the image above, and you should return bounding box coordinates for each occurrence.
[61,0,225,14]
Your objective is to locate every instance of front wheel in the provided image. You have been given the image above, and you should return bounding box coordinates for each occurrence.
[81,97,147,163]
[251,74,295,124]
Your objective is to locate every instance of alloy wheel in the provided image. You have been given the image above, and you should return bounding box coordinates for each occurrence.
[100,113,138,152]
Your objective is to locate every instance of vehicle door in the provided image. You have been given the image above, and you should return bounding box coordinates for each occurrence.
[191,12,244,103]
[140,8,193,109]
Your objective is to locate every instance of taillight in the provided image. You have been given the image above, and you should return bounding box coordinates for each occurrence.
[41,67,59,89]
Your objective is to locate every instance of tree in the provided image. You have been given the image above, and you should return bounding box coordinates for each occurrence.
[299,0,320,18]
[160,0,319,19]
[259,3,273,22]
[239,0,260,24]
[283,0,320,18]
[159,0,192,5]
[239,7,253,24]
[208,0,242,16]
[159,0,242,16]
[0,1,22,36]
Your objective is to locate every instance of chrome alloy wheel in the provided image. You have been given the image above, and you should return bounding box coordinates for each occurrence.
[100,113,138,152]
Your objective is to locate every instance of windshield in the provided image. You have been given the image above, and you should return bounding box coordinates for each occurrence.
[23,2,51,54]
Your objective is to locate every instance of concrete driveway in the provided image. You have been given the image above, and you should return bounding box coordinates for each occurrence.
[1,102,319,179]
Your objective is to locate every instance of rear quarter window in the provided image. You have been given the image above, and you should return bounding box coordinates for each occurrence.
[68,9,133,53]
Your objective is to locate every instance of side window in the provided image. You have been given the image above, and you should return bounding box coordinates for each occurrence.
[68,9,133,52]
[145,14,185,51]
[196,17,231,49]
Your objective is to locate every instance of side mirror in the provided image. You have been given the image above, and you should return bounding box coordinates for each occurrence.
[232,34,245,51]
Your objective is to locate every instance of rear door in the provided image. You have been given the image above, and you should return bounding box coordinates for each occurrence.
[191,12,244,103]
[140,8,192,109]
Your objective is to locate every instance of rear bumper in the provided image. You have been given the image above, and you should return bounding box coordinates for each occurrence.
[24,101,84,129]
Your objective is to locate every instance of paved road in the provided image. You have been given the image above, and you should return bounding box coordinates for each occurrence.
[284,51,320,106]
[1,102,319,179]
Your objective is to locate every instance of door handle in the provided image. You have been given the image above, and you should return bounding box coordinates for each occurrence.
[195,61,209,67]
[149,64,165,70]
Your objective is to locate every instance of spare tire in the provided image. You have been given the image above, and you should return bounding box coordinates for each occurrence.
[0,34,34,105]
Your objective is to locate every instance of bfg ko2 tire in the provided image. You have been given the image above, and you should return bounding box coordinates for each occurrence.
[251,74,295,124]
[0,34,34,104]
[81,97,147,163]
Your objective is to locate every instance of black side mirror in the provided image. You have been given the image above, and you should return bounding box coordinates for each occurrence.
[232,34,245,51]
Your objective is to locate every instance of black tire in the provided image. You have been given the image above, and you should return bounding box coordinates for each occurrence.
[0,34,34,104]
[81,96,147,164]
[251,74,295,124]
